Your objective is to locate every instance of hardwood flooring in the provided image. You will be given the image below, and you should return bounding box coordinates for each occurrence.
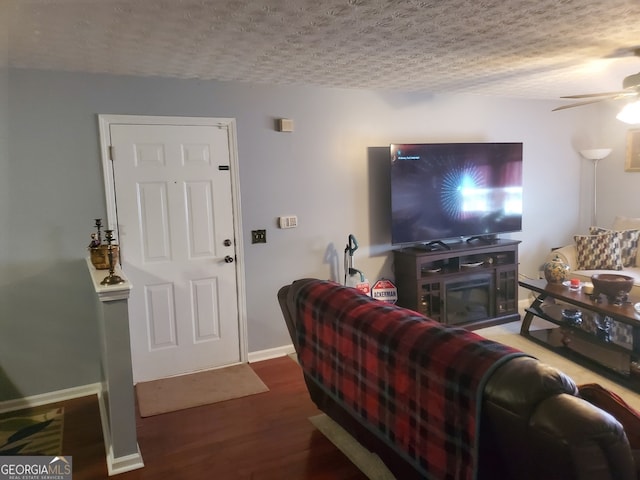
[60,356,366,480]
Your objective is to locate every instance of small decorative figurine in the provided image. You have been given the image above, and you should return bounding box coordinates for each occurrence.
[88,233,101,248]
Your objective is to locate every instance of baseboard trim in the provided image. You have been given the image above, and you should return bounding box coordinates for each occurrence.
[0,383,101,414]
[248,344,296,363]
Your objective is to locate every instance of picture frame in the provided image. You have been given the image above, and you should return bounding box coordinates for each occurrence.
[625,129,640,172]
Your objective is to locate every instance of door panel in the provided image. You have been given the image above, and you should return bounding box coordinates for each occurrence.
[191,277,220,341]
[185,181,216,257]
[147,283,177,348]
[138,182,171,261]
[110,123,240,383]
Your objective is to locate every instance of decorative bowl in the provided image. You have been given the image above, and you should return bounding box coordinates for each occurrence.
[590,273,634,303]
[89,245,119,270]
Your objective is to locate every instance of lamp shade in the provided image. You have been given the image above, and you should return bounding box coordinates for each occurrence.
[617,101,640,125]
[579,148,612,160]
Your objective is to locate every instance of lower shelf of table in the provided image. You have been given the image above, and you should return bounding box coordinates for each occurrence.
[523,326,640,393]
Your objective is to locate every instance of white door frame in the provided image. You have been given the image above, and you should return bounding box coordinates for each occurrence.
[97,114,248,365]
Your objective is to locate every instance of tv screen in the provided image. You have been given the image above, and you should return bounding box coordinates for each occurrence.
[390,142,523,246]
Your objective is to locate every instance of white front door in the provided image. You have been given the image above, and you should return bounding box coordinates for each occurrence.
[101,116,245,383]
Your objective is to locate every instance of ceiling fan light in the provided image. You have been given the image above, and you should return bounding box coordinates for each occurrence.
[617,101,640,124]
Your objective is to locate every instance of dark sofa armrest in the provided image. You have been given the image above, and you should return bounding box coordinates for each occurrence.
[529,394,636,480]
[277,284,298,351]
[482,356,636,480]
[481,357,579,478]
[483,356,578,419]
[278,279,321,354]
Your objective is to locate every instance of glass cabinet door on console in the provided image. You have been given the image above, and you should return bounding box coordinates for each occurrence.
[394,240,520,330]
[496,268,518,315]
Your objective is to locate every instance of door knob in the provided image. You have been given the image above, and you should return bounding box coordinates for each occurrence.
[223,239,232,247]
[224,255,234,263]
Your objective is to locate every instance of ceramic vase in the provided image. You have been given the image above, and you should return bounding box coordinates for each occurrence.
[543,254,570,284]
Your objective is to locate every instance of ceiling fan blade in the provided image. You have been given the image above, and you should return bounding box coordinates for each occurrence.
[604,46,640,59]
[560,91,630,99]
[552,98,613,111]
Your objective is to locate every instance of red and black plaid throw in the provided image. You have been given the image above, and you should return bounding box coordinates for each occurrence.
[294,279,527,480]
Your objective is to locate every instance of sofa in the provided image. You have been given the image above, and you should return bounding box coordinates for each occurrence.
[547,215,640,298]
[279,278,640,480]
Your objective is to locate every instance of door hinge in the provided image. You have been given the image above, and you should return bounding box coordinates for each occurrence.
[108,145,115,161]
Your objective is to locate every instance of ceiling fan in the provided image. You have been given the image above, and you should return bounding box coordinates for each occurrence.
[552,47,640,114]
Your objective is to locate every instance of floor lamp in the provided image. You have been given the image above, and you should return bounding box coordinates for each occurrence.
[579,148,612,226]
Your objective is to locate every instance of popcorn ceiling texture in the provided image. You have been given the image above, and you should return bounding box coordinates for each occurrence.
[5,0,640,99]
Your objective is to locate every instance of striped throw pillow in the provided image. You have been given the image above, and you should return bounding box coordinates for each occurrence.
[589,227,640,267]
[574,232,623,270]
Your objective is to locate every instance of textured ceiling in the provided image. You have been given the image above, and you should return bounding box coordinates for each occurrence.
[5,0,640,102]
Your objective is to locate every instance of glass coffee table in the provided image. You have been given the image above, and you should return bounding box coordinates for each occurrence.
[519,278,640,392]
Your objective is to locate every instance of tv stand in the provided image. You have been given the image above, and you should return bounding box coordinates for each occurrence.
[393,239,520,330]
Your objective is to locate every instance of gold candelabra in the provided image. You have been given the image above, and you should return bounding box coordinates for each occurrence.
[100,229,124,285]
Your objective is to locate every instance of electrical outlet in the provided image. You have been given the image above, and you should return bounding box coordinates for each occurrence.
[251,229,266,244]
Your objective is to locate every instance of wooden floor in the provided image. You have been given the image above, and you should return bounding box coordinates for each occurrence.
[60,356,367,479]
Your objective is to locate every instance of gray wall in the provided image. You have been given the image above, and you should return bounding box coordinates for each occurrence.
[1,67,629,401]
[592,102,640,227]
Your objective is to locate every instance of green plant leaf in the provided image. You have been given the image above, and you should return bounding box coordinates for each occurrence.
[0,417,39,434]
[6,419,53,444]
[0,443,27,455]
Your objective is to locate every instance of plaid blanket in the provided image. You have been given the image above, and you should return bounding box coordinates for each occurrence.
[294,279,526,480]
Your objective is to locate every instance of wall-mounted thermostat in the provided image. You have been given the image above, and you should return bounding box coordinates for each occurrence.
[277,118,294,132]
[279,215,298,228]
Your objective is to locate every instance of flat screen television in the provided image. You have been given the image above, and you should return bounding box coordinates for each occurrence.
[390,142,523,247]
